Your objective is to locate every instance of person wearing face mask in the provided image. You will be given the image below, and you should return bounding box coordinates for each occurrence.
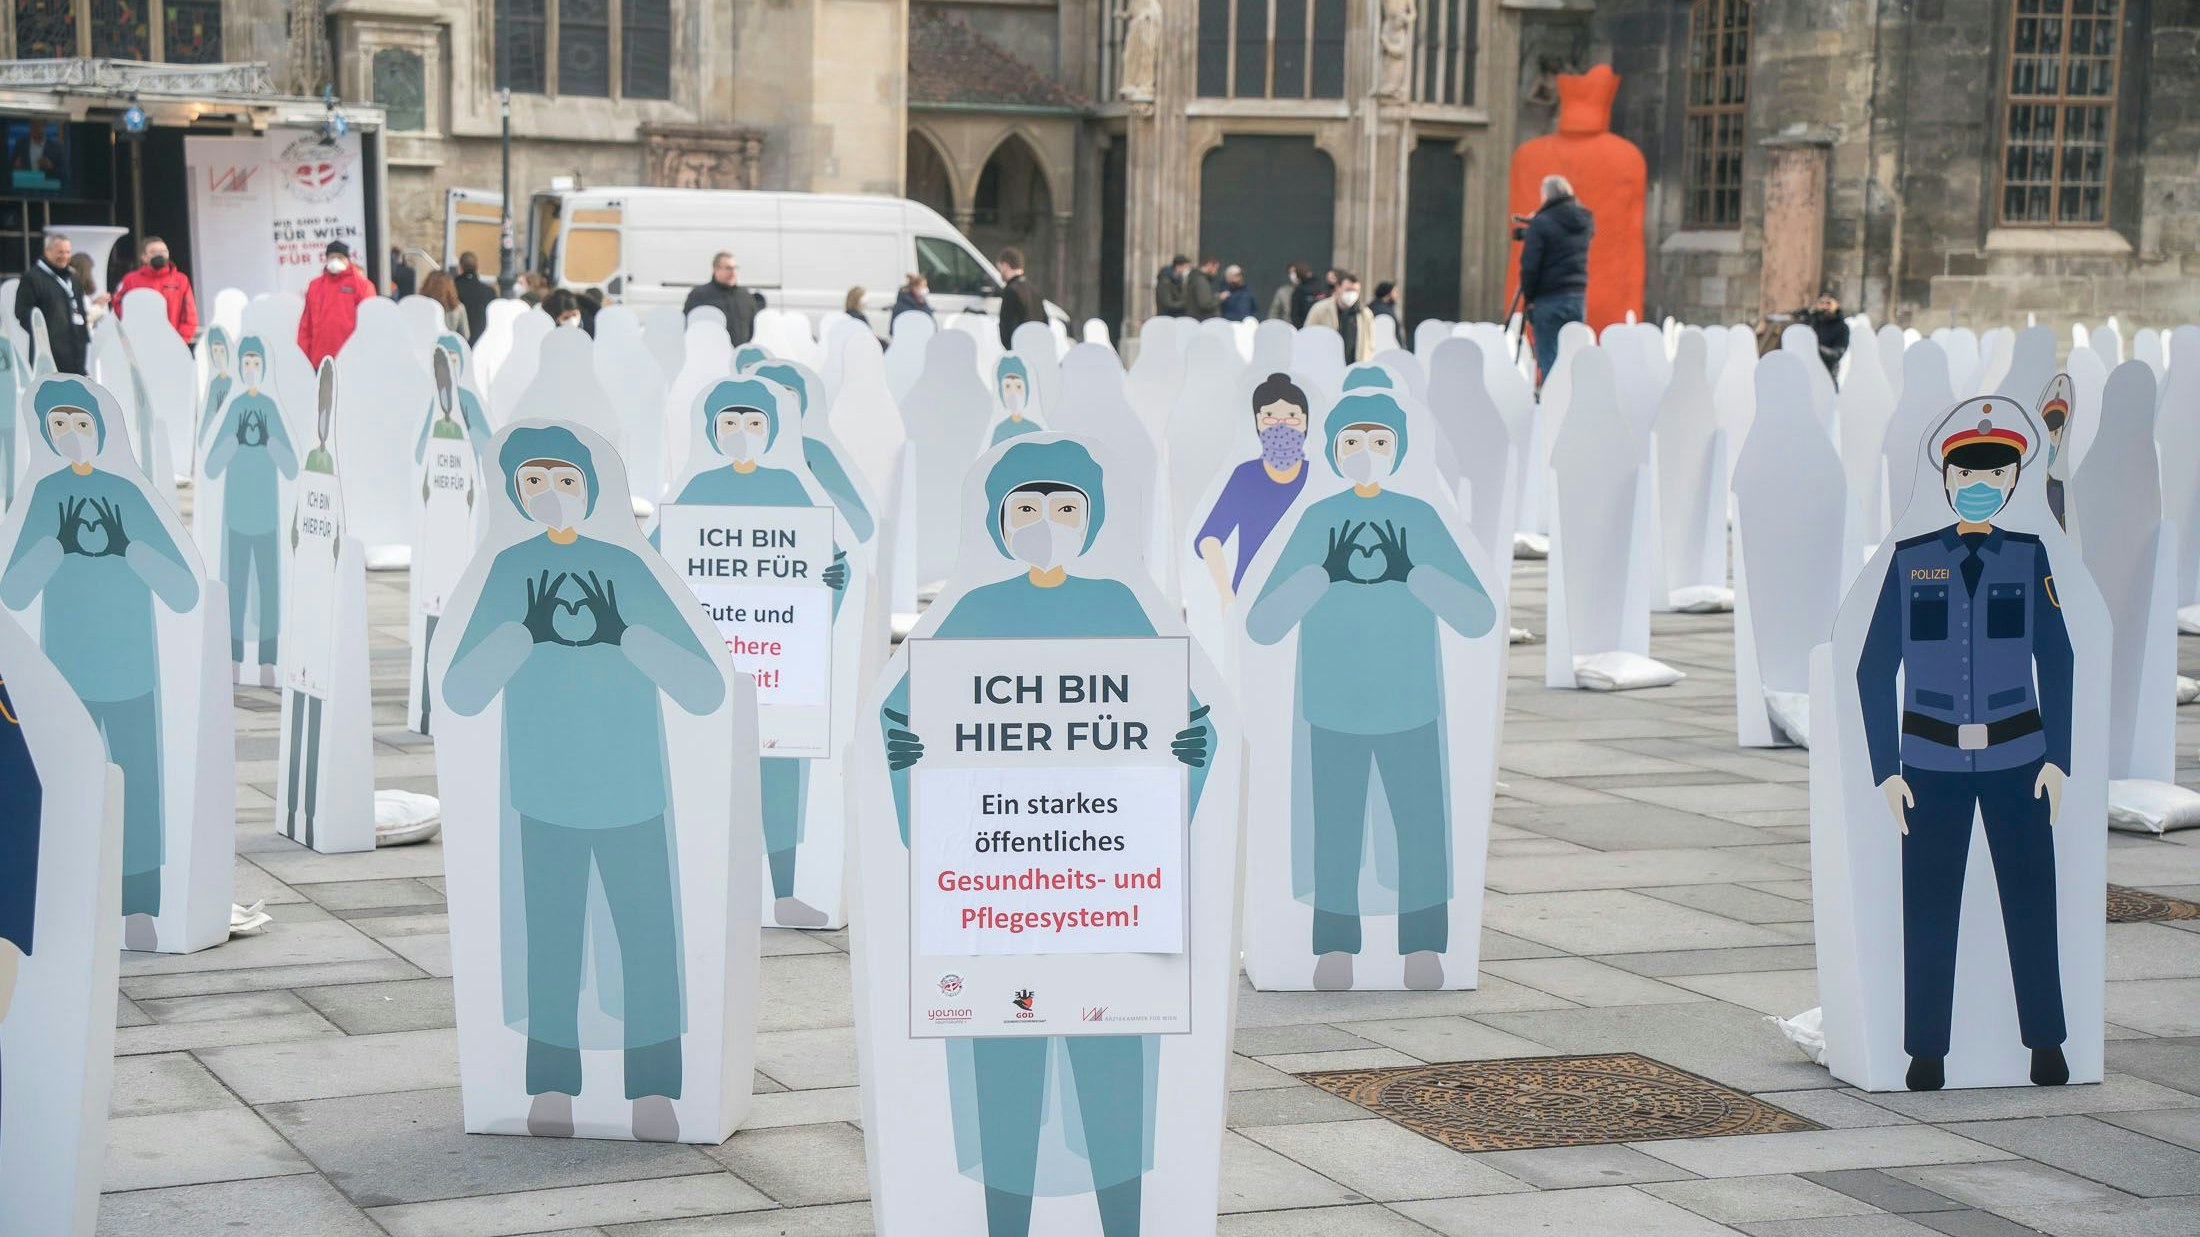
[1193,373,1313,607]
[1245,391,1495,992]
[986,354,1043,445]
[204,335,298,685]
[2036,374,2073,530]
[658,377,847,926]
[195,327,234,449]
[443,424,724,1142]
[2,378,198,951]
[113,236,199,343]
[297,241,376,368]
[411,346,481,735]
[1857,395,2073,1093]
[747,359,878,545]
[876,436,1216,1237]
[1302,271,1376,364]
[280,361,346,845]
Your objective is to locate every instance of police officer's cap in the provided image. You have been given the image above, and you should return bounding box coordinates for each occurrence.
[1934,395,2037,469]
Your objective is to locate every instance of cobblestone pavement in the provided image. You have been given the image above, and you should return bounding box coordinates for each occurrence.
[98,556,2200,1236]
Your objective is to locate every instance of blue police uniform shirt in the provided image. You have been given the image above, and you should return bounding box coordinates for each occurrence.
[1857,524,2073,784]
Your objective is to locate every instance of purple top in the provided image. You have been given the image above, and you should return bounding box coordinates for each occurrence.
[1194,458,1308,589]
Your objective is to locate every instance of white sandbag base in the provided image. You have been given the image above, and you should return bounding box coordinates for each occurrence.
[375,788,443,846]
[1765,690,1811,747]
[2179,604,2200,635]
[1669,585,1735,613]
[2106,780,2200,836]
[1572,651,1684,692]
[1513,531,1549,559]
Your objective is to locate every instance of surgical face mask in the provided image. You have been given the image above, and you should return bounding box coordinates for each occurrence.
[1949,480,2009,522]
[716,411,768,461]
[1009,517,1084,570]
[56,427,94,463]
[1002,380,1026,413]
[1340,449,1382,484]
[241,359,262,388]
[1258,423,1305,469]
[325,258,347,275]
[1338,290,1360,308]
[527,489,581,529]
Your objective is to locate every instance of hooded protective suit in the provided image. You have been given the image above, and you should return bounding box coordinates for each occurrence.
[206,335,299,667]
[415,333,494,468]
[877,436,1215,1237]
[443,424,725,1101]
[987,354,1042,446]
[1246,391,1494,963]
[748,359,876,544]
[1,377,197,915]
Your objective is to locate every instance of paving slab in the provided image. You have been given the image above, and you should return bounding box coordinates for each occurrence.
[1643,1173,1886,1224]
[102,1106,314,1192]
[1473,1142,1702,1188]
[701,1122,871,1206]
[197,1026,459,1104]
[295,976,457,1035]
[1941,1115,2200,1198]
[95,1174,384,1237]
[108,1052,245,1118]
[1627,1126,2009,1178]
[1482,956,1711,1007]
[1245,1118,1533,1201]
[1216,1129,1366,1212]
[1395,1183,1746,1236]
[1885,1158,2140,1211]
[366,1172,776,1237]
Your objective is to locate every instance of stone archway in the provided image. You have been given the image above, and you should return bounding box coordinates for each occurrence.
[967,132,1059,299]
[906,130,957,221]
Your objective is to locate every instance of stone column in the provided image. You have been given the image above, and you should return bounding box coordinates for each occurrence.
[1757,132,1831,322]
[1121,0,1194,331]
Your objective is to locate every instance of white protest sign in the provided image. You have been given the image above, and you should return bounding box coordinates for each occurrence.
[661,502,834,756]
[904,635,1191,1039]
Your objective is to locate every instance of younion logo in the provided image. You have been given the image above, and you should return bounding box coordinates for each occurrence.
[206,165,260,195]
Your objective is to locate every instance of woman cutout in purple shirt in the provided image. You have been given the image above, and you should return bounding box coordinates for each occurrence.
[1194,372,1312,603]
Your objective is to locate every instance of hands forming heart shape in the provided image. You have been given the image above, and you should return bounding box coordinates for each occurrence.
[55,496,129,558]
[235,409,268,447]
[1320,519,1413,585]
[522,569,628,647]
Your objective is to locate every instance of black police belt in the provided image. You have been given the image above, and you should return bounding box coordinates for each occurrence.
[1901,709,2042,752]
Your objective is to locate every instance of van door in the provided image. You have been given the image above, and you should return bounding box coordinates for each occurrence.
[559,200,626,296]
[444,188,504,268]
[914,235,998,318]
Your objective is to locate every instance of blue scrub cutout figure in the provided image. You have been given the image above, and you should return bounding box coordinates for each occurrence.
[1245,389,1496,992]
[659,376,847,926]
[879,437,1216,1237]
[745,359,876,545]
[205,335,299,680]
[1,377,197,951]
[0,669,39,1118]
[1857,394,2073,1092]
[732,343,769,373]
[987,355,1042,445]
[0,338,22,510]
[443,424,725,1142]
[194,327,233,449]
[416,333,493,470]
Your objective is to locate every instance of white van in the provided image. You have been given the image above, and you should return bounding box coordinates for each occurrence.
[467,186,1054,333]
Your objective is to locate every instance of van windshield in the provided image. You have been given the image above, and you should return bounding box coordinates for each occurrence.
[916,236,992,297]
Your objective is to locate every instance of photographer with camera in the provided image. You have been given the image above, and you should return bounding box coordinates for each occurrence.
[1769,288,1851,385]
[1516,174,1594,385]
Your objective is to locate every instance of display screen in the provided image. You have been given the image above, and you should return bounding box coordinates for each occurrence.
[6,119,69,195]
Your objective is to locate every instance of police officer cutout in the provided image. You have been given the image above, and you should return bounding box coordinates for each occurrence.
[1857,396,2072,1092]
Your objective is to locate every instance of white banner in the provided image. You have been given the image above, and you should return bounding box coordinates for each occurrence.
[905,636,1191,1038]
[660,503,835,757]
[183,128,367,300]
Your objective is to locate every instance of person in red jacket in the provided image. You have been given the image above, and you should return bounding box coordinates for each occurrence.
[298,240,376,367]
[113,236,200,343]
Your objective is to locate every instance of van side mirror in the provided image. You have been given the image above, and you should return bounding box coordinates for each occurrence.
[606,274,625,296]
[978,281,999,298]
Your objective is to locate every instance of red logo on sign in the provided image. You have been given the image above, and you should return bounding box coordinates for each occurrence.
[207,165,259,194]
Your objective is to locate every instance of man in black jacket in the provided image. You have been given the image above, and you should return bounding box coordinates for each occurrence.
[1518,174,1594,384]
[996,247,1045,349]
[14,232,88,374]
[453,251,497,344]
[1185,257,1222,320]
[1153,254,1191,317]
[682,251,760,348]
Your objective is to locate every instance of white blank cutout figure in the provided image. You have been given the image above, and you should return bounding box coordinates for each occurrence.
[1545,347,1664,687]
[1650,328,1727,605]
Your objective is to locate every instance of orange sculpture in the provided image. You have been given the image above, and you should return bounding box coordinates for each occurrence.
[1506,64,1645,334]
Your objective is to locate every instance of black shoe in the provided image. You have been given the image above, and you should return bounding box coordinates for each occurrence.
[1906,1055,1945,1091]
[2031,1046,2069,1086]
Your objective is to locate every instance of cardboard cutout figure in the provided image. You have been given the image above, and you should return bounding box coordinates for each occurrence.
[1238,385,1500,992]
[853,432,1242,1237]
[1713,323,1758,480]
[1164,337,1250,584]
[1521,320,1594,536]
[1881,341,1957,537]
[409,343,484,735]
[1733,352,1850,747]
[202,333,300,685]
[903,331,994,591]
[591,306,668,505]
[1837,327,1898,555]
[743,357,880,551]
[0,610,123,1237]
[1544,346,1663,685]
[988,354,1046,446]
[884,310,935,405]
[1781,323,1837,435]
[397,293,447,354]
[657,372,878,929]
[1011,320,1065,422]
[0,374,233,953]
[334,299,433,566]
[663,320,733,491]
[1817,388,2107,1092]
[276,359,374,852]
[87,321,177,510]
[2068,362,2177,783]
[642,304,688,391]
[116,287,197,489]
[1650,328,1727,604]
[2035,374,2075,529]
[432,418,759,1143]
[1125,320,1183,447]
[825,332,905,502]
[0,331,21,512]
[490,309,552,424]
[474,298,526,390]
[2158,326,2200,610]
[193,325,235,455]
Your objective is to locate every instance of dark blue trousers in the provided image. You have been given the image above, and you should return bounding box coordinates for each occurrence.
[1900,759,2067,1057]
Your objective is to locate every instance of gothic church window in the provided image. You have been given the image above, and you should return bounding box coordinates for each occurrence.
[497,0,671,100]
[2001,0,2119,225]
[1196,0,1348,100]
[12,0,221,62]
[1683,0,1749,228]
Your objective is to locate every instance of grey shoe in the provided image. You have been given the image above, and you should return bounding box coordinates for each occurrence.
[527,1092,574,1138]
[1403,951,1444,991]
[632,1095,680,1142]
[1312,951,1354,991]
[123,913,158,952]
[774,897,830,928]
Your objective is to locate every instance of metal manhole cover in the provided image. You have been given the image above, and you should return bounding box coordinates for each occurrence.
[1297,1053,1820,1153]
[2108,885,2200,923]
